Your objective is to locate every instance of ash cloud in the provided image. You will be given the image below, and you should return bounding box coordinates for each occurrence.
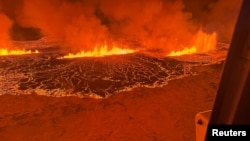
[15,0,108,52]
[183,0,242,43]
[0,0,243,52]
[203,0,242,43]
[0,3,13,47]
[98,0,196,53]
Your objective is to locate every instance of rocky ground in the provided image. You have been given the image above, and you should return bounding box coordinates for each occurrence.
[1,52,198,98]
[0,40,227,140]
[0,62,224,141]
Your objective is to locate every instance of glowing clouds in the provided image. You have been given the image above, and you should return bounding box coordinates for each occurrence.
[0,10,13,47]
[16,0,108,52]
[13,0,198,53]
[99,0,194,52]
[0,14,12,39]
[0,0,240,55]
[63,14,108,52]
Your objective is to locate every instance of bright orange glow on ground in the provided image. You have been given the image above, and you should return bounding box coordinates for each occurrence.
[168,30,217,56]
[61,44,135,59]
[0,48,39,56]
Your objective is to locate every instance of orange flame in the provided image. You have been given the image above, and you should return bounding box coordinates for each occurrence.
[60,44,135,59]
[0,48,39,56]
[168,30,217,56]
[168,46,197,56]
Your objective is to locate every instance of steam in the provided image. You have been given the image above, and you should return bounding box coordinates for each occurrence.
[201,0,242,42]
[0,0,242,53]
[98,0,195,53]
[15,0,108,52]
[0,5,13,47]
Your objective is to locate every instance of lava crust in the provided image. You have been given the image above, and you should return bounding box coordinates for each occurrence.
[0,51,196,98]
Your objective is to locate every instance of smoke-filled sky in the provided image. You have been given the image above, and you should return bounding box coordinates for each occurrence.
[0,2,13,42]
[0,0,242,52]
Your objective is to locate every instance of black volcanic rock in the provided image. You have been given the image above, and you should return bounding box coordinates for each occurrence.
[0,51,197,98]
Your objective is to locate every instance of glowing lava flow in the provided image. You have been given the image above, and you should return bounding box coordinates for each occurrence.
[0,48,39,56]
[168,30,217,56]
[168,46,197,56]
[61,44,135,59]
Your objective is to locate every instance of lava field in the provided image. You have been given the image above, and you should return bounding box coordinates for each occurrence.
[0,40,228,98]
[0,52,198,98]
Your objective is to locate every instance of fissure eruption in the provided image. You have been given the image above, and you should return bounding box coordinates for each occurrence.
[0,0,242,97]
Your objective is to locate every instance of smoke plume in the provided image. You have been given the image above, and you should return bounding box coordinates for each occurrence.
[0,0,243,53]
[0,3,13,48]
[183,0,242,43]
[202,0,242,42]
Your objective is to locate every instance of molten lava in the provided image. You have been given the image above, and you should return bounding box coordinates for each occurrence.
[61,44,135,59]
[168,46,197,56]
[168,30,217,56]
[0,48,39,56]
